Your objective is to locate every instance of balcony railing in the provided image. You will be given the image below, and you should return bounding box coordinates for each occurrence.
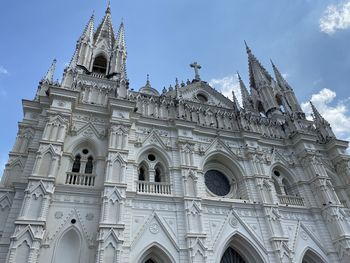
[278,195,304,206]
[65,172,95,187]
[90,72,106,79]
[137,181,171,195]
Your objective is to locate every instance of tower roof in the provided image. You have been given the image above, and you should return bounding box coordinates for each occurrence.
[245,41,273,90]
[310,101,328,125]
[94,3,116,48]
[116,21,126,51]
[43,59,57,83]
[238,72,254,111]
[271,60,291,90]
[80,13,95,43]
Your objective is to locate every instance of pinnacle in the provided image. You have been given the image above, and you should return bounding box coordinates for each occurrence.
[43,59,57,83]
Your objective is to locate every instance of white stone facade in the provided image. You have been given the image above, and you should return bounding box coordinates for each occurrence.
[1,5,350,263]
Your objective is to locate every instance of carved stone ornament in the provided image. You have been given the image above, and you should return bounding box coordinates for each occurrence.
[149,223,159,234]
[54,211,63,219]
[229,217,238,228]
[86,213,94,221]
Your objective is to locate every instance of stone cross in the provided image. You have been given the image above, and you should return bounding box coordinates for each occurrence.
[190,62,201,80]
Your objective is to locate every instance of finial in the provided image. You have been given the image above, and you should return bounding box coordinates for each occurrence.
[106,0,111,13]
[236,71,242,81]
[175,78,179,87]
[146,74,150,86]
[244,40,251,54]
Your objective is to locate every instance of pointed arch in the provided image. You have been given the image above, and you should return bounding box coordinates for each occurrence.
[218,233,265,263]
[202,152,245,199]
[53,227,82,263]
[92,53,108,74]
[137,243,175,263]
[300,248,327,263]
[271,163,299,196]
[38,151,53,176]
[14,240,30,263]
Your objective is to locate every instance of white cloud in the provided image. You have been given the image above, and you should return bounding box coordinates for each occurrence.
[301,88,350,142]
[0,65,9,75]
[209,74,242,105]
[320,0,350,34]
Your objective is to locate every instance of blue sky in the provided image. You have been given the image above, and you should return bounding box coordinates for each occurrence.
[1,0,350,174]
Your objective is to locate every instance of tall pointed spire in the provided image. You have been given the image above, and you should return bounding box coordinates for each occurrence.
[271,60,291,90]
[310,101,327,124]
[43,59,57,83]
[231,86,241,111]
[237,72,254,112]
[94,2,116,48]
[310,101,335,142]
[116,21,126,51]
[80,13,95,43]
[245,41,273,90]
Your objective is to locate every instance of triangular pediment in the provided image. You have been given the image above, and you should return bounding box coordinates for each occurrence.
[49,115,68,125]
[106,187,123,203]
[131,211,179,250]
[178,81,234,109]
[142,130,168,149]
[0,194,12,208]
[77,122,104,139]
[205,137,237,158]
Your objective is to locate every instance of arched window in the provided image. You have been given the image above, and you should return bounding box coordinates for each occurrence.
[155,167,161,182]
[139,166,146,181]
[85,156,93,174]
[72,155,81,173]
[145,260,156,263]
[257,101,266,117]
[92,55,107,74]
[276,95,286,113]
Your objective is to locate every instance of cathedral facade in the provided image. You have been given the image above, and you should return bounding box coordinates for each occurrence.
[1,4,350,263]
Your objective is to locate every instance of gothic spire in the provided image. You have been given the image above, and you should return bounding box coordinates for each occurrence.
[238,72,254,111]
[310,101,335,142]
[94,2,116,48]
[232,89,241,111]
[245,41,273,90]
[271,60,291,90]
[43,59,57,83]
[116,21,126,51]
[310,101,328,125]
[79,13,94,43]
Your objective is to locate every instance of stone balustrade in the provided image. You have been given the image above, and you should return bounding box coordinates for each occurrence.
[65,172,96,187]
[136,180,171,195]
[278,194,304,206]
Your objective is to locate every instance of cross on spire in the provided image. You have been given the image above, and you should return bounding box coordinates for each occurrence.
[190,62,201,80]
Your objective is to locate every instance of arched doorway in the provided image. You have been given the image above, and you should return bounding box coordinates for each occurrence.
[139,244,174,263]
[221,247,246,263]
[302,249,326,263]
[219,234,265,263]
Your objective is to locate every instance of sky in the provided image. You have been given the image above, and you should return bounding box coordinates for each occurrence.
[1,0,350,175]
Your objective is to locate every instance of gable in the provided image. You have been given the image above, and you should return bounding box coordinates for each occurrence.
[179,81,234,109]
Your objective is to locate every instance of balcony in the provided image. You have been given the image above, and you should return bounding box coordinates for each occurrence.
[136,181,171,195]
[278,195,304,206]
[65,172,95,187]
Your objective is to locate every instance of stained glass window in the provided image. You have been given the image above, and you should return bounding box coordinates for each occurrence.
[205,170,230,196]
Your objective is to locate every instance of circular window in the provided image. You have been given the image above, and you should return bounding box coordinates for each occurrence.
[82,149,89,155]
[274,171,280,177]
[148,154,156,161]
[71,219,76,224]
[204,170,230,196]
[197,93,208,103]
